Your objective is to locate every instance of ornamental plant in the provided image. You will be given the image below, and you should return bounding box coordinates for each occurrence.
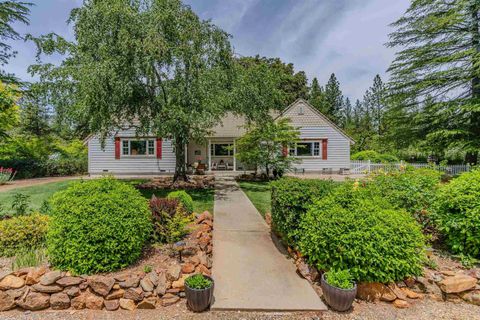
[0,167,15,185]
[47,177,152,274]
[150,195,192,244]
[325,270,354,290]
[167,190,194,214]
[185,274,213,289]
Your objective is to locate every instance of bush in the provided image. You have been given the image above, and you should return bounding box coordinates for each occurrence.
[47,177,152,274]
[167,190,194,214]
[0,213,49,257]
[45,157,87,176]
[299,183,426,283]
[185,274,213,289]
[351,150,399,163]
[433,169,480,258]
[325,270,354,290]
[150,195,192,244]
[270,177,336,248]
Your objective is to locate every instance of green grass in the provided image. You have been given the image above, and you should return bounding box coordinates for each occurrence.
[238,181,271,218]
[137,188,214,213]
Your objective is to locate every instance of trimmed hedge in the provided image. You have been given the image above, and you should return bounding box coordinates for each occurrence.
[270,177,336,247]
[47,177,152,274]
[0,213,49,257]
[299,183,426,283]
[167,190,194,214]
[351,150,399,163]
[433,169,480,258]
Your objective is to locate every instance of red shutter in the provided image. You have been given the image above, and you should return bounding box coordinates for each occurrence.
[115,137,121,159]
[322,139,328,160]
[282,145,288,157]
[156,138,162,159]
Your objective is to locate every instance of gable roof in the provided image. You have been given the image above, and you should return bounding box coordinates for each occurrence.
[276,98,355,144]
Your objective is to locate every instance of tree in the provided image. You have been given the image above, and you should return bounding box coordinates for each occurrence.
[235,118,300,179]
[323,73,343,123]
[0,81,19,138]
[343,97,353,129]
[388,0,480,164]
[30,0,234,181]
[308,77,325,112]
[18,89,51,137]
[0,0,31,83]
[363,75,387,135]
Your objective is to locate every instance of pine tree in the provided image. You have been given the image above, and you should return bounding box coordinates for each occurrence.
[343,97,353,129]
[363,75,387,135]
[308,77,325,112]
[323,73,343,123]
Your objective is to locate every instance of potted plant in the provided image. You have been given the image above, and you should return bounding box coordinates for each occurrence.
[321,269,357,312]
[185,274,214,312]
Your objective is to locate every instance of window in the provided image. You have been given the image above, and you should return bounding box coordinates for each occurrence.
[211,143,233,156]
[122,139,155,156]
[289,141,321,157]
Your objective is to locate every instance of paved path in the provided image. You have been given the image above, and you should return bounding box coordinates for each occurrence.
[0,176,83,193]
[211,177,327,311]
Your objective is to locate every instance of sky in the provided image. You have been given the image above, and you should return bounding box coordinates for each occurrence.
[4,0,410,101]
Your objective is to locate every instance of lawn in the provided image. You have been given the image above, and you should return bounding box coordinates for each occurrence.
[238,181,271,218]
[137,188,215,213]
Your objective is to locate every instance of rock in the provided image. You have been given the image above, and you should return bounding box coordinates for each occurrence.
[6,286,27,299]
[137,298,157,309]
[166,264,181,282]
[206,245,213,254]
[172,274,188,290]
[140,276,155,292]
[404,277,416,288]
[0,275,25,290]
[380,290,397,302]
[167,288,180,294]
[446,293,463,303]
[25,267,47,285]
[181,263,195,274]
[79,282,88,290]
[39,270,62,286]
[265,212,272,226]
[124,287,143,301]
[465,268,480,280]
[357,282,390,302]
[64,286,81,297]
[32,283,63,293]
[50,292,70,310]
[119,276,140,289]
[196,264,211,276]
[189,256,200,266]
[155,273,168,296]
[296,260,318,282]
[162,293,180,306]
[85,294,104,310]
[196,251,208,266]
[438,275,477,293]
[0,271,11,282]
[71,294,86,309]
[196,211,212,224]
[387,283,407,300]
[459,290,480,306]
[113,283,121,290]
[13,267,33,277]
[89,276,115,296]
[56,276,84,287]
[441,270,456,277]
[106,288,125,300]
[16,292,50,311]
[147,271,159,286]
[401,287,423,299]
[198,235,211,250]
[0,291,15,311]
[119,298,136,311]
[393,299,410,309]
[104,299,120,311]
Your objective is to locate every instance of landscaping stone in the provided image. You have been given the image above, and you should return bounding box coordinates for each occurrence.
[89,276,115,296]
[119,276,140,289]
[64,286,81,297]
[39,270,62,286]
[196,264,211,276]
[14,267,33,277]
[401,287,423,299]
[166,264,181,281]
[380,290,397,302]
[404,277,416,288]
[25,267,47,285]
[438,275,477,293]
[50,292,70,310]
[32,283,63,293]
[140,276,155,292]
[16,292,50,311]
[85,294,104,310]
[357,282,390,301]
[459,290,480,306]
[172,274,188,290]
[161,293,180,306]
[181,263,195,274]
[393,299,410,309]
[0,271,11,282]
[196,211,213,224]
[104,299,120,311]
[6,286,27,299]
[155,273,168,296]
[119,298,136,311]
[0,291,15,311]
[295,259,318,282]
[441,270,456,277]
[388,283,407,300]
[124,287,143,301]
[137,298,157,309]
[106,289,125,300]
[56,276,84,287]
[71,294,86,309]
[147,271,159,286]
[0,275,25,290]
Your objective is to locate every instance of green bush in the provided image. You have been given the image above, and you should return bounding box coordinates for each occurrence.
[299,183,425,283]
[150,196,192,244]
[351,150,399,163]
[47,177,152,274]
[325,270,354,290]
[185,274,213,289]
[270,177,336,248]
[0,213,49,257]
[167,190,194,214]
[433,169,480,258]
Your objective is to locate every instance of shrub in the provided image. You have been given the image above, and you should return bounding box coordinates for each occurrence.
[45,157,88,176]
[0,213,49,257]
[0,167,15,185]
[47,177,152,274]
[351,150,399,163]
[270,177,336,247]
[150,195,192,244]
[167,190,194,214]
[12,247,48,270]
[325,270,354,290]
[11,192,31,216]
[433,169,480,258]
[185,274,213,289]
[299,183,426,283]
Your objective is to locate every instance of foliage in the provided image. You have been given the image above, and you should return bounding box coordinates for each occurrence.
[11,192,30,216]
[143,265,153,273]
[11,247,47,271]
[270,177,336,247]
[0,81,20,137]
[185,274,213,290]
[0,213,49,257]
[299,183,426,283]
[0,166,15,185]
[47,177,152,274]
[235,118,300,178]
[167,190,194,214]
[138,187,214,214]
[150,195,192,244]
[351,150,399,163]
[323,73,344,123]
[325,270,354,290]
[433,169,480,258]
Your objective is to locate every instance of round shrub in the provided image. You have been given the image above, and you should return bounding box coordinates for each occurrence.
[433,169,480,258]
[167,190,194,214]
[299,183,426,283]
[47,177,152,274]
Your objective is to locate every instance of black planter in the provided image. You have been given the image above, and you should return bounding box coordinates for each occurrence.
[185,275,214,312]
[321,273,357,312]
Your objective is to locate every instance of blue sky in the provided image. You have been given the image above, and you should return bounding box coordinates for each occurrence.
[5,0,410,101]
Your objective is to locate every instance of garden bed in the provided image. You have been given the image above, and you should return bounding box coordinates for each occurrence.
[137,175,215,190]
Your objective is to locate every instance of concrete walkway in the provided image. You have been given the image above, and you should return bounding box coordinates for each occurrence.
[211,177,327,311]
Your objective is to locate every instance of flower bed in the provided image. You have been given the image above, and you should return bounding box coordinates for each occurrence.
[137,175,215,190]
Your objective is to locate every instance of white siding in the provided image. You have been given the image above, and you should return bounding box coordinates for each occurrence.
[88,127,176,175]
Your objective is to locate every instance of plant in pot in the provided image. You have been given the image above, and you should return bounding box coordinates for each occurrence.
[321,269,357,312]
[185,274,214,312]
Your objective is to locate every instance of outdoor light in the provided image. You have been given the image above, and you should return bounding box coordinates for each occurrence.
[174,241,186,262]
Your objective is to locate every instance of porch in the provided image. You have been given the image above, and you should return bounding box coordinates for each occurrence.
[187,138,248,172]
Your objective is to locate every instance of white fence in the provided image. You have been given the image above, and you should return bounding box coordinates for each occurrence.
[350,160,471,176]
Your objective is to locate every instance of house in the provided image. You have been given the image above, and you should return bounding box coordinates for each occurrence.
[86,99,354,175]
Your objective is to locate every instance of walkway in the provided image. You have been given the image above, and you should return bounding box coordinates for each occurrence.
[0,176,82,193]
[211,177,327,311]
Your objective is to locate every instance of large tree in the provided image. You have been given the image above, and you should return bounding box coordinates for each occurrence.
[0,81,19,138]
[388,0,480,164]
[323,73,344,123]
[30,0,234,180]
[363,75,387,135]
[308,77,325,112]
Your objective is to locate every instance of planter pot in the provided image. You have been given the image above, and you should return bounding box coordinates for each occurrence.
[185,276,214,312]
[321,273,357,312]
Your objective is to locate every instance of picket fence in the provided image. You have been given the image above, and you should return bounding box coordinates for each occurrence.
[350,160,471,176]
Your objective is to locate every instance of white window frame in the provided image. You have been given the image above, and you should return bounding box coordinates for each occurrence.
[121,138,156,157]
[289,141,321,158]
[210,143,234,156]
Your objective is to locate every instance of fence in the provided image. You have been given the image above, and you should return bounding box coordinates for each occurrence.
[350,160,471,176]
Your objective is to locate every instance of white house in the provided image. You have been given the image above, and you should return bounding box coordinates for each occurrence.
[86,99,354,175]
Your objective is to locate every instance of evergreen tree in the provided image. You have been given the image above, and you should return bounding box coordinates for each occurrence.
[308,77,325,112]
[323,73,343,123]
[363,75,386,135]
[343,97,353,129]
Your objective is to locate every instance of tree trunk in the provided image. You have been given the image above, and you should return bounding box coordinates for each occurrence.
[173,136,188,182]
